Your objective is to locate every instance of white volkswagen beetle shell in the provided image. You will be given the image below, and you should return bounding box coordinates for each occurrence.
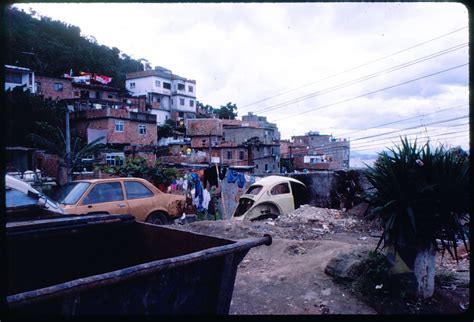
[232,176,307,221]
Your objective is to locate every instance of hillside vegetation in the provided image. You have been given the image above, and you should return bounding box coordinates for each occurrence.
[4,6,145,88]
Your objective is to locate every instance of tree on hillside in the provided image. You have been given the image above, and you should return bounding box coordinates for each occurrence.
[197,101,215,115]
[214,102,238,120]
[5,6,145,88]
[5,87,65,147]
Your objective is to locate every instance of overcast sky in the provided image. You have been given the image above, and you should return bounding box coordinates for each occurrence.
[13,2,469,164]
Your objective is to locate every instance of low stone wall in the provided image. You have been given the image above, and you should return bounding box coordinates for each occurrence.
[287,169,372,210]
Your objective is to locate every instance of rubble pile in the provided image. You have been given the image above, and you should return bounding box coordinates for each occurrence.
[263,205,362,239]
[177,204,369,241]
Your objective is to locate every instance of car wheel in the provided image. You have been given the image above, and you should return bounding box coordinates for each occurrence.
[146,212,169,225]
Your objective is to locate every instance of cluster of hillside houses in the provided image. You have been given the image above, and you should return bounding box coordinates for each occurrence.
[5,64,350,181]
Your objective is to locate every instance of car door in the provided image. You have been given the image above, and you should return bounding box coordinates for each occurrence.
[123,180,157,222]
[75,181,130,215]
[268,182,294,214]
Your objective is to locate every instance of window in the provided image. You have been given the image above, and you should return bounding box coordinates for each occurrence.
[180,98,185,106]
[124,181,153,199]
[265,164,268,171]
[130,82,135,89]
[138,124,147,135]
[227,150,233,160]
[74,91,80,97]
[54,82,64,92]
[270,183,290,195]
[96,91,101,99]
[239,150,245,160]
[51,182,90,205]
[155,80,161,87]
[115,121,124,132]
[35,81,42,93]
[188,85,193,92]
[178,83,185,90]
[106,153,124,166]
[108,94,114,99]
[83,182,124,205]
[245,185,263,195]
[163,82,171,90]
[190,100,194,107]
[7,72,23,84]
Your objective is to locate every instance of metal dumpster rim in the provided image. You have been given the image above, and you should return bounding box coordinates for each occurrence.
[7,232,271,307]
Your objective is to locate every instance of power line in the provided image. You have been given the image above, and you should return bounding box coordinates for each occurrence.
[351,132,470,152]
[240,26,468,110]
[350,123,469,149]
[340,103,468,136]
[351,128,469,150]
[351,115,468,141]
[283,129,469,157]
[271,63,468,122]
[252,43,468,115]
[281,121,468,156]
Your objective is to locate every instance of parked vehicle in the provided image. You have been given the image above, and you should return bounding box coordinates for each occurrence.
[5,174,64,220]
[51,177,187,225]
[232,176,308,221]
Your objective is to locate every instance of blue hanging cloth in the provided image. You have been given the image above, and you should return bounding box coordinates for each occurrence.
[227,170,239,183]
[191,172,204,211]
[237,173,246,188]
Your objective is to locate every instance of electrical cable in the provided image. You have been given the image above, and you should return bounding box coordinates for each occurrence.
[252,43,468,115]
[239,26,468,110]
[271,63,468,122]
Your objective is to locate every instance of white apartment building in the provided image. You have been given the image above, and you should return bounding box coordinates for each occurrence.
[5,65,36,93]
[125,66,196,126]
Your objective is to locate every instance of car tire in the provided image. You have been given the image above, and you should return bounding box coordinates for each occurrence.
[146,212,169,225]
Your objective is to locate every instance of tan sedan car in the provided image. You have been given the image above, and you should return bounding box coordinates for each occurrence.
[232,176,308,221]
[52,177,187,225]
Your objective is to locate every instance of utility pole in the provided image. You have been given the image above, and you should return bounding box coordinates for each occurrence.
[208,132,212,165]
[289,145,293,172]
[65,105,73,182]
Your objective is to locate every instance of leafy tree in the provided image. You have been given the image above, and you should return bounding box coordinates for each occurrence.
[102,157,177,187]
[157,119,176,138]
[5,87,65,147]
[365,137,469,299]
[214,102,238,119]
[197,101,215,115]
[5,6,144,88]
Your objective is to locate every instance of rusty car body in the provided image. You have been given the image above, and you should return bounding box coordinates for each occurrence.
[232,175,308,221]
[52,177,186,224]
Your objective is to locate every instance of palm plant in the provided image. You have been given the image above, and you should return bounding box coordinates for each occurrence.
[365,137,469,299]
[28,121,109,177]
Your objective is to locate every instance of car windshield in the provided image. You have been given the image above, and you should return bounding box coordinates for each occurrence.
[245,185,263,195]
[51,182,91,205]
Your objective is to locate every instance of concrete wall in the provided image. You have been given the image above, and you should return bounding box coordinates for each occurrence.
[288,169,372,209]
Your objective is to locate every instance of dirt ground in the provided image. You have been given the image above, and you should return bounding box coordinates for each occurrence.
[173,205,470,315]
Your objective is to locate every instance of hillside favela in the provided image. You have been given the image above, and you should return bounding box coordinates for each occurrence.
[4,4,469,317]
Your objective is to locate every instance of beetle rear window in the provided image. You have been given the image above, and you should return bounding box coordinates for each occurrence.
[245,185,263,195]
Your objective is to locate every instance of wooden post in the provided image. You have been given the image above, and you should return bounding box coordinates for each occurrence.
[216,163,227,219]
